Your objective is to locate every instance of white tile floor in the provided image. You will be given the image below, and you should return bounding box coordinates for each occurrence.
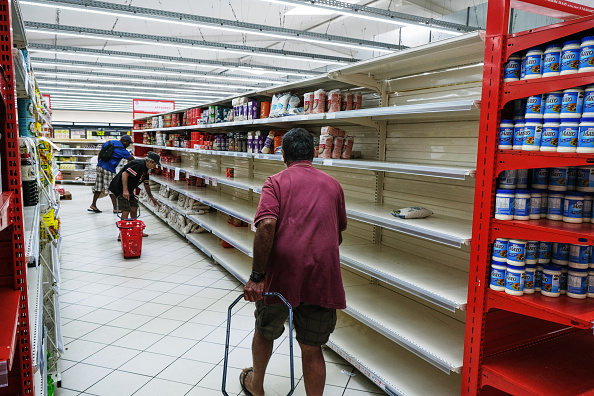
[55,185,384,396]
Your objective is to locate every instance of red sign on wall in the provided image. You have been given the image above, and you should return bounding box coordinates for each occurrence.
[132,99,175,118]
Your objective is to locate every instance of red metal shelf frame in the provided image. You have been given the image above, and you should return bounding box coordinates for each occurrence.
[0,289,21,371]
[0,0,33,395]
[463,1,594,395]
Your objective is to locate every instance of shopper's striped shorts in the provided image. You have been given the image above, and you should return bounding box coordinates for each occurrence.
[92,166,115,194]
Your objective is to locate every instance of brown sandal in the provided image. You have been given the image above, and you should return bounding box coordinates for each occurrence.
[239,367,254,396]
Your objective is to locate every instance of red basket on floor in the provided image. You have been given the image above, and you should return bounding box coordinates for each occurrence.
[116,219,146,258]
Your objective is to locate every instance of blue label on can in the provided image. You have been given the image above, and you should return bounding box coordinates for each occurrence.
[544,92,563,115]
[578,168,594,190]
[524,54,543,77]
[549,168,568,188]
[584,197,593,219]
[561,91,585,116]
[493,239,509,259]
[535,268,543,289]
[526,242,539,262]
[518,169,528,187]
[541,126,560,148]
[567,273,587,295]
[541,194,549,215]
[530,196,542,216]
[524,270,535,290]
[539,242,552,261]
[499,126,514,147]
[504,59,521,79]
[568,167,578,189]
[558,125,579,148]
[561,48,580,72]
[579,126,594,149]
[505,272,525,292]
[560,270,568,292]
[553,242,570,261]
[526,95,544,116]
[548,195,564,216]
[513,124,526,147]
[499,170,517,188]
[543,52,560,74]
[507,241,526,263]
[514,196,530,216]
[490,266,506,288]
[585,90,594,115]
[523,124,543,147]
[532,168,549,187]
[588,274,594,294]
[564,196,584,218]
[569,245,590,264]
[542,272,560,293]
[496,195,514,216]
[580,45,594,69]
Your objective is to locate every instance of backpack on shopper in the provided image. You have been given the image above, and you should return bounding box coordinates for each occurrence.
[98,141,116,161]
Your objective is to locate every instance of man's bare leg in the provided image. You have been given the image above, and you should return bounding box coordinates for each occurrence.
[300,343,325,396]
[242,328,273,396]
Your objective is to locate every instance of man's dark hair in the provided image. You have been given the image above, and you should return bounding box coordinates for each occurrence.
[282,128,314,163]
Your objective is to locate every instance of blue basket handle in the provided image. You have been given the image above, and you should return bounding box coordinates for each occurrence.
[222,292,295,396]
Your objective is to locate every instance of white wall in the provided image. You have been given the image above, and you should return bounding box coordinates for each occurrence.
[51,110,133,125]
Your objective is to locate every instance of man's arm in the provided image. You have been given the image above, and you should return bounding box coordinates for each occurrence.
[243,218,277,302]
[126,155,134,161]
[121,172,130,200]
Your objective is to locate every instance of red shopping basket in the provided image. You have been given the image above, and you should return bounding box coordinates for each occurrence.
[116,219,145,258]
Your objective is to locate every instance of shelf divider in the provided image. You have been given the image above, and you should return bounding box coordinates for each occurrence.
[491,218,594,244]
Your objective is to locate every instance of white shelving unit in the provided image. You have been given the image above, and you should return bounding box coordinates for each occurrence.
[24,203,40,264]
[134,31,485,395]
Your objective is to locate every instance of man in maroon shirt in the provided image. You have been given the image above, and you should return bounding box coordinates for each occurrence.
[241,128,347,396]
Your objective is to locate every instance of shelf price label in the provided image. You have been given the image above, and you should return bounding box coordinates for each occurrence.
[205,176,210,185]
[174,168,181,181]
[212,177,218,186]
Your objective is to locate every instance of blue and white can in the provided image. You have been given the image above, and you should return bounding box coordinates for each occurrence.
[520,55,527,79]
[568,167,578,191]
[538,241,552,263]
[560,40,581,74]
[513,120,526,150]
[525,241,539,264]
[543,44,561,77]
[498,169,517,189]
[544,91,563,117]
[567,268,588,298]
[542,265,561,296]
[540,119,560,151]
[558,119,580,152]
[524,47,543,79]
[499,119,514,149]
[547,192,565,220]
[524,265,536,294]
[577,167,594,192]
[492,238,509,262]
[563,192,584,223]
[579,36,594,73]
[578,118,594,153]
[529,191,542,219]
[552,242,570,265]
[507,239,527,265]
[569,244,590,266]
[526,95,545,119]
[522,119,543,150]
[535,265,544,291]
[514,189,531,219]
[504,55,521,81]
[549,167,569,191]
[588,271,594,297]
[561,88,585,118]
[540,191,549,218]
[495,189,515,220]
[560,266,568,294]
[490,263,507,291]
[583,194,593,222]
[505,265,526,295]
[531,168,549,189]
[517,169,529,189]
[584,85,594,117]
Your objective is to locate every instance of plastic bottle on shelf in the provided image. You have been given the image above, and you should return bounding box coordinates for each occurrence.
[563,192,584,223]
[535,265,544,292]
[540,119,560,151]
[538,241,552,264]
[544,91,563,118]
[578,118,594,153]
[513,190,531,220]
[542,265,562,297]
[505,265,526,296]
[531,168,549,189]
[557,119,580,152]
[560,40,581,75]
[507,239,527,266]
[525,95,545,119]
[584,85,594,118]
[529,190,542,219]
[490,262,507,291]
[522,119,543,150]
[567,268,588,299]
[495,190,515,220]
[569,244,590,268]
[579,36,594,73]
[552,242,570,265]
[547,191,565,220]
[524,47,544,79]
[517,169,529,188]
[561,88,585,119]
[524,264,536,294]
[492,238,509,261]
[504,55,521,81]
[540,190,549,218]
[549,167,569,191]
[513,119,526,150]
[543,44,562,77]
[498,119,514,149]
[498,169,517,189]
[525,241,539,264]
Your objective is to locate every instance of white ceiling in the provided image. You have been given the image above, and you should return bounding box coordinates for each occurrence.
[19,0,485,113]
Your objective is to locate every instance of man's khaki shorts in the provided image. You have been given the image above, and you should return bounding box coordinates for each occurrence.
[117,194,139,212]
[255,300,337,346]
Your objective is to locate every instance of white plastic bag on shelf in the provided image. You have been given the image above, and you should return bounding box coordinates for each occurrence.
[391,207,434,219]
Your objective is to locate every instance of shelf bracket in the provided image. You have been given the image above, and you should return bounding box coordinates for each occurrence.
[327,71,382,94]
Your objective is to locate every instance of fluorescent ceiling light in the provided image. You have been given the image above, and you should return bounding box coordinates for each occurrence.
[22,1,390,53]
[37,80,238,95]
[34,71,256,90]
[264,0,462,36]
[37,83,225,97]
[33,61,275,85]
[29,29,348,65]
[29,49,315,77]
[285,0,359,15]
[41,87,219,99]
[48,93,198,105]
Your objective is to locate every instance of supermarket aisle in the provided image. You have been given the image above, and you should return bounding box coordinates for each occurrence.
[56,185,382,396]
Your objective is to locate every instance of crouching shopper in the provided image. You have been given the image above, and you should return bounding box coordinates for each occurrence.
[109,151,161,240]
[240,128,347,396]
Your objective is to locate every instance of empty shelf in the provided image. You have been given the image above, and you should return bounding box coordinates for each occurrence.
[187,212,254,257]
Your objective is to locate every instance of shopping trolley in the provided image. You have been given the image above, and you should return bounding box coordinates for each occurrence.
[115,195,146,259]
[222,292,295,396]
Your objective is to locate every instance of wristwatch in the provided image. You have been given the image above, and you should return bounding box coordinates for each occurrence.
[250,270,266,283]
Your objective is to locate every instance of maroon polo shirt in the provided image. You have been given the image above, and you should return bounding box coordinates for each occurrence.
[254,160,347,309]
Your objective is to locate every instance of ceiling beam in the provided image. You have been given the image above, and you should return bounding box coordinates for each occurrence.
[23,0,405,51]
[24,22,356,65]
[29,57,289,84]
[261,0,477,34]
[29,43,321,76]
